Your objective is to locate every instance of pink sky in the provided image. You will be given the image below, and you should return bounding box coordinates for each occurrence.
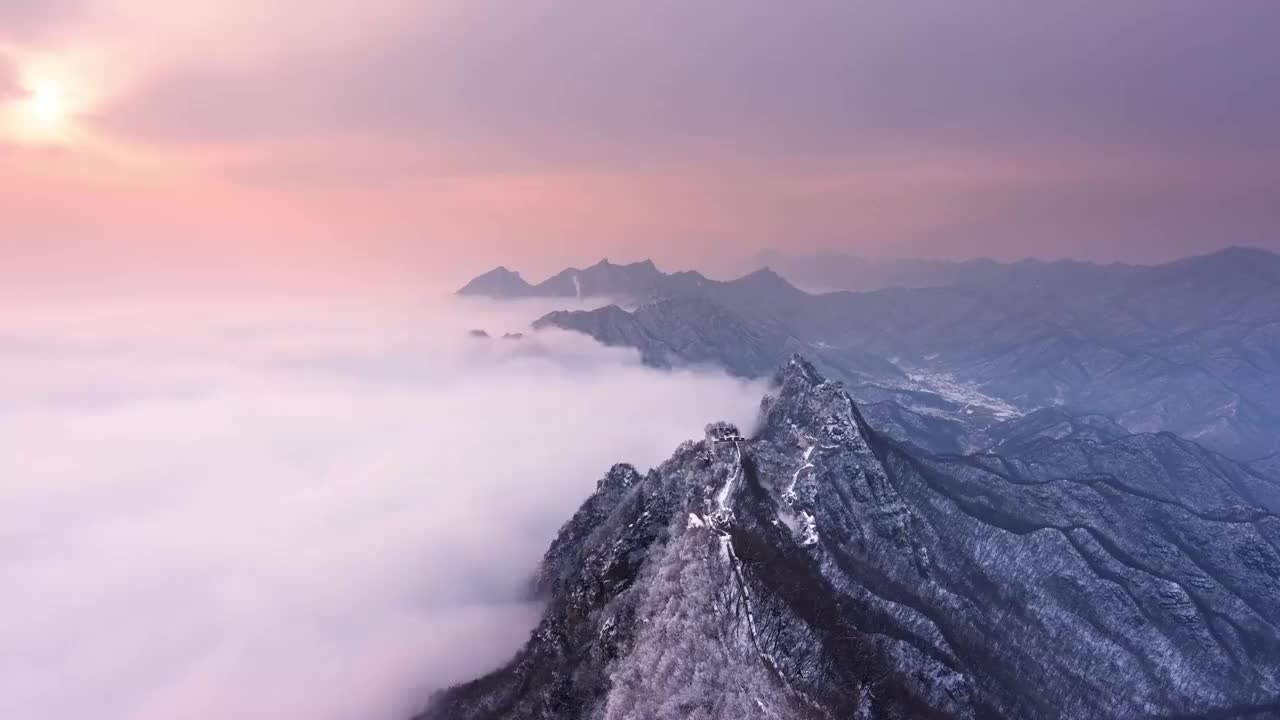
[2,0,1278,289]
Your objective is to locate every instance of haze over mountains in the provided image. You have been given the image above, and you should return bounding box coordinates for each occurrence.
[459,247,1280,460]
[722,250,1147,293]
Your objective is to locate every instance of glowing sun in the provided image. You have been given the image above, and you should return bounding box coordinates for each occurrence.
[28,82,68,128]
[3,74,80,145]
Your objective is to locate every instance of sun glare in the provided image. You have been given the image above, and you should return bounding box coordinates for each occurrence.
[29,82,68,128]
[2,71,80,145]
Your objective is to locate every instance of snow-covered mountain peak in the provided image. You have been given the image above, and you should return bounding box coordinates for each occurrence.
[419,354,1280,720]
[778,353,825,387]
[759,354,868,450]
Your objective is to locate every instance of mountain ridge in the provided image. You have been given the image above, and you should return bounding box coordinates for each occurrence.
[457,259,674,300]
[458,247,1280,300]
[482,248,1280,458]
[416,356,1280,720]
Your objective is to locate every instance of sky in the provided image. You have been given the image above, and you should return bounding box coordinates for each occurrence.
[1,0,1278,286]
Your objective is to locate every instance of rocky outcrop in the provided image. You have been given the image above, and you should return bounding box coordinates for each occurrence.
[534,297,804,378]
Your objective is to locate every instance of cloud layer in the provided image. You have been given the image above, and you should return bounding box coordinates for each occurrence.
[0,292,767,720]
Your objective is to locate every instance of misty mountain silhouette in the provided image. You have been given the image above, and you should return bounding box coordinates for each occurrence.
[466,248,1280,459]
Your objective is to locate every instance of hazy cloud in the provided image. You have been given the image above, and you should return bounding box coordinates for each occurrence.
[100,1,1280,156]
[0,0,87,41]
[0,53,19,98]
[0,292,767,720]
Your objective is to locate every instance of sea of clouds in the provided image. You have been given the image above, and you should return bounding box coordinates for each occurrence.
[0,290,766,720]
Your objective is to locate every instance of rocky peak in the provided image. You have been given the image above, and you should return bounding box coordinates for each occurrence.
[758,354,866,447]
[727,267,806,300]
[774,353,827,391]
[596,462,642,493]
[455,266,534,297]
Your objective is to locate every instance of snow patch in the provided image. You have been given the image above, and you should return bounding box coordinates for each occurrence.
[713,442,743,513]
[782,441,816,506]
[797,512,819,546]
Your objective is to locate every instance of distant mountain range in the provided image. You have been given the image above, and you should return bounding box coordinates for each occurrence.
[456,251,1154,298]
[457,259,669,299]
[721,249,1146,293]
[459,247,1280,460]
[418,357,1280,719]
